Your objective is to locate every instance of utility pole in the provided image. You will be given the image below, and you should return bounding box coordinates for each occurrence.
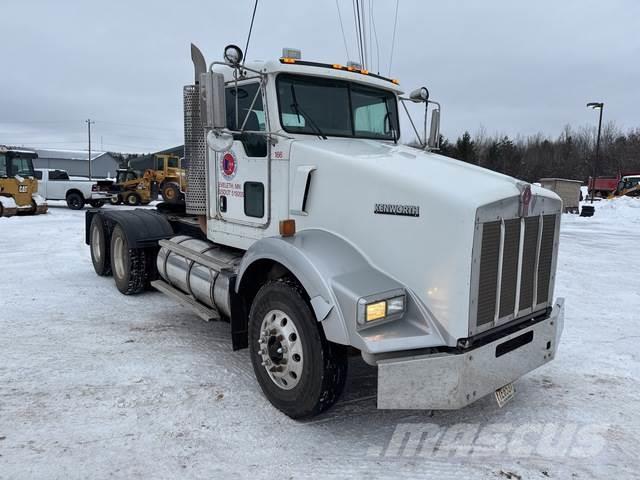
[86,119,95,180]
[586,103,604,204]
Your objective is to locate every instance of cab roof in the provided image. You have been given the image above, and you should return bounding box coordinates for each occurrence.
[214,58,403,94]
[0,145,37,155]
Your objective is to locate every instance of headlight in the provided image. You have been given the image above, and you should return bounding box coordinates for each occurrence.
[358,290,406,326]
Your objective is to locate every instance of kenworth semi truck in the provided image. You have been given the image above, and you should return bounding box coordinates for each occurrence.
[85,44,565,419]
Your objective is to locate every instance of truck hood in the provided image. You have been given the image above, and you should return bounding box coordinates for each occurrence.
[289,138,560,342]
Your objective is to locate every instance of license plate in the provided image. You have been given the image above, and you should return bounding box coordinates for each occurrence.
[495,383,516,408]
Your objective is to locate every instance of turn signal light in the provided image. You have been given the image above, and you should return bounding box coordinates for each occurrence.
[365,301,387,322]
[279,219,296,237]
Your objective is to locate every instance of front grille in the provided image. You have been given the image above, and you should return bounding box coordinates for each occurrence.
[474,214,557,332]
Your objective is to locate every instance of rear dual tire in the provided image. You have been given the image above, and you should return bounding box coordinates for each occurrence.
[90,215,111,276]
[110,225,152,294]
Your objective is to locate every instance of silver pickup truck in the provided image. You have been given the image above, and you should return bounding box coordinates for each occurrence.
[35,168,114,209]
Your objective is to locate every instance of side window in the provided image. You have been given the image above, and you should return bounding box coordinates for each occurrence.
[226,83,267,158]
[0,154,6,177]
[244,182,264,218]
[34,170,43,180]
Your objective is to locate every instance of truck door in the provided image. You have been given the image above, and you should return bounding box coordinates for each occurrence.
[214,82,269,226]
[48,170,68,200]
[35,170,46,197]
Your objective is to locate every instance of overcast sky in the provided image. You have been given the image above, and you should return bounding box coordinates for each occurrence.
[1,0,638,153]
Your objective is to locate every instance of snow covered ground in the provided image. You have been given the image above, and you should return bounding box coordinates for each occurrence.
[1,199,638,479]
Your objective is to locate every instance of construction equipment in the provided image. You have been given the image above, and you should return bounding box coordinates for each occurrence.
[108,168,155,206]
[109,154,186,206]
[607,175,640,199]
[588,171,640,198]
[154,154,186,203]
[86,43,564,418]
[0,146,48,217]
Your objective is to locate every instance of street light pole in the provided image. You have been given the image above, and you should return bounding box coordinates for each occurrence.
[586,102,604,204]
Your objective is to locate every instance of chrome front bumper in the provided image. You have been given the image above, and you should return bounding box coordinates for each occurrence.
[377,298,565,410]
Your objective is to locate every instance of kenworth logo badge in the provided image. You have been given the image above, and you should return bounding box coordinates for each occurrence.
[374,203,420,217]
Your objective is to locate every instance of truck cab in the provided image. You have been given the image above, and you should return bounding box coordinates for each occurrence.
[86,44,565,419]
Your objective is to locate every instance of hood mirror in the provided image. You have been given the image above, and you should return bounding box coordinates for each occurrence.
[207,130,234,153]
[409,87,429,103]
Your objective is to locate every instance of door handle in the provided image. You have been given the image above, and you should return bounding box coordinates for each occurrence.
[219,195,227,212]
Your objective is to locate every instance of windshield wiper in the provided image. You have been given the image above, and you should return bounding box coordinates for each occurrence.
[290,84,327,140]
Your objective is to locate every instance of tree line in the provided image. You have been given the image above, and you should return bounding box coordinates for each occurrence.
[434,123,640,183]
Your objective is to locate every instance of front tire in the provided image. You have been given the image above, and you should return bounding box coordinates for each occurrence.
[110,225,148,294]
[109,195,122,205]
[249,279,348,419]
[90,215,111,276]
[161,183,180,203]
[89,200,105,208]
[66,192,85,210]
[124,192,141,206]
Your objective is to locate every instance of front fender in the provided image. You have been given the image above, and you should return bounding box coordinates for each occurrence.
[236,230,444,353]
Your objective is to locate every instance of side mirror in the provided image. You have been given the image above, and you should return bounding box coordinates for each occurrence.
[201,72,226,130]
[427,108,440,150]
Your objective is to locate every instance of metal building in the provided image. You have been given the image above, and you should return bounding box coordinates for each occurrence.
[33,149,120,179]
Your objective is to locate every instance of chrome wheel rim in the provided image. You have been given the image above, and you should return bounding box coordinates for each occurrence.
[91,225,102,263]
[258,309,303,390]
[113,236,125,279]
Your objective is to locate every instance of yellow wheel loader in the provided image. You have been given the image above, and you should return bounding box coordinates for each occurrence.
[108,154,186,206]
[154,154,186,204]
[0,146,48,217]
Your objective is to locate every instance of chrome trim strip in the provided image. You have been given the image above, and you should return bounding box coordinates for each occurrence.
[494,219,506,324]
[532,214,544,307]
[513,217,526,317]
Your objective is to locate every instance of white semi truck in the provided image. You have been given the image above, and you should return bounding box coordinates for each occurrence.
[85,44,565,418]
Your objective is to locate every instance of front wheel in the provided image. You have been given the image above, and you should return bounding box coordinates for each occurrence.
[89,200,105,208]
[124,192,141,206]
[249,279,348,419]
[161,183,180,203]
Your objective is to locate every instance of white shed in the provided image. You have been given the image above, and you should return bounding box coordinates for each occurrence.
[539,178,583,214]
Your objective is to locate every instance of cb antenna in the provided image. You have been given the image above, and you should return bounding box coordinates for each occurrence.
[243,0,259,66]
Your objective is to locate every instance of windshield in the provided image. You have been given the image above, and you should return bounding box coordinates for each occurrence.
[8,155,36,177]
[277,74,399,140]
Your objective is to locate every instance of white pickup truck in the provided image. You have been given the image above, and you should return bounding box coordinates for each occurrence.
[35,169,114,209]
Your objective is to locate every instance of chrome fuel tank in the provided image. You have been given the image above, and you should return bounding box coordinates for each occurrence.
[156,236,242,317]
